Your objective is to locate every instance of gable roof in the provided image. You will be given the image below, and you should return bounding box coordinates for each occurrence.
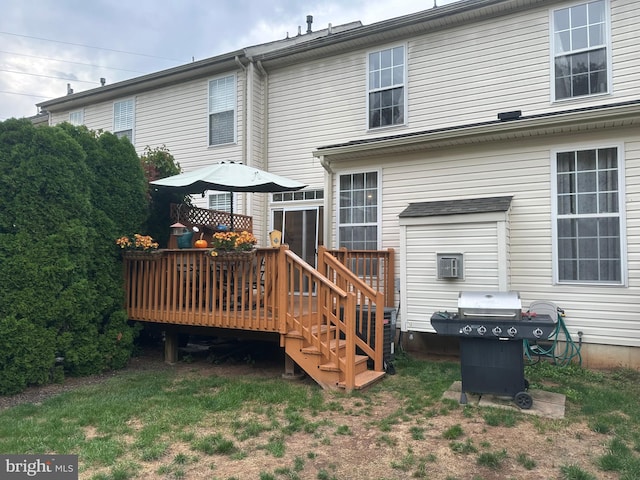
[399,196,513,218]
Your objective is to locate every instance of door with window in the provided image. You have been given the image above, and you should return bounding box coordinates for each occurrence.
[273,207,323,293]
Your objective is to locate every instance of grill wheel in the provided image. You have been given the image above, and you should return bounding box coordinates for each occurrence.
[515,391,533,409]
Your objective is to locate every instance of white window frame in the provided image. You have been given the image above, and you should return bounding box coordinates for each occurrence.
[69,109,84,126]
[551,144,627,286]
[113,98,134,142]
[550,0,611,102]
[366,44,407,130]
[208,192,232,212]
[208,74,237,146]
[336,169,382,250]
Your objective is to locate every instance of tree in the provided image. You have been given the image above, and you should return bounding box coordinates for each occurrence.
[140,145,186,247]
[0,120,148,393]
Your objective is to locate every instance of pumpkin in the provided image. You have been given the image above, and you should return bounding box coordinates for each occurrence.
[194,233,208,249]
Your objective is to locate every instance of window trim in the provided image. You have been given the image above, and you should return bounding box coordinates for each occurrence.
[208,192,233,212]
[335,168,382,250]
[208,73,237,147]
[550,143,627,286]
[366,43,407,131]
[549,0,612,103]
[69,109,84,126]
[112,98,135,142]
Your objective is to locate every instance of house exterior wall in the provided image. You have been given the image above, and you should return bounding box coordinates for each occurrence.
[334,126,640,351]
[36,0,640,363]
[400,215,505,333]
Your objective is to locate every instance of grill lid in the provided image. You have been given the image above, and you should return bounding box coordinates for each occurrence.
[458,291,522,320]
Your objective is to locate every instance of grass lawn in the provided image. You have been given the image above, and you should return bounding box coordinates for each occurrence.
[1,342,640,480]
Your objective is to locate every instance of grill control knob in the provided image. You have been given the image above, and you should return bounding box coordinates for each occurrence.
[508,327,518,337]
[462,325,473,335]
[477,326,487,335]
[533,328,544,338]
[492,326,502,336]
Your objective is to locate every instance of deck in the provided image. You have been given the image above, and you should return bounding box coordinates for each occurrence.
[124,245,395,391]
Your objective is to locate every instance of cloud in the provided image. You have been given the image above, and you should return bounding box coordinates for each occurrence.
[0,0,460,120]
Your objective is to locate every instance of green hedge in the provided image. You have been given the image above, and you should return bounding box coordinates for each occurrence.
[0,119,149,394]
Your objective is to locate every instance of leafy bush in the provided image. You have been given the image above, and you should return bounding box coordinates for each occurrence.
[0,119,148,393]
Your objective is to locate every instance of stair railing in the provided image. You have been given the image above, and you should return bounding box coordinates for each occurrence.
[317,246,385,372]
[278,247,359,389]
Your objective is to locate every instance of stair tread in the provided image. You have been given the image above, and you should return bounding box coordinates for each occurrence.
[319,355,368,371]
[301,339,346,354]
[286,324,337,339]
[338,370,386,390]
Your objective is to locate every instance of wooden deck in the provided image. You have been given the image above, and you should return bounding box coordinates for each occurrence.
[124,245,395,391]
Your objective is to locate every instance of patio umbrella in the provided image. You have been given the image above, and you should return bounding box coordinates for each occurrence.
[150,161,305,229]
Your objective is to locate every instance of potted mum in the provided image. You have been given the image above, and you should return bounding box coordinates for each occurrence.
[116,233,161,259]
[207,230,257,260]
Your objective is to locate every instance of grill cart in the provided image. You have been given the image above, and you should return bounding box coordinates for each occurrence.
[430,291,555,409]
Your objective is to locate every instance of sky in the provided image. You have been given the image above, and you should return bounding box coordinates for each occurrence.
[0,0,461,121]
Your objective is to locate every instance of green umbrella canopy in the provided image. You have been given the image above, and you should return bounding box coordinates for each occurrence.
[150,161,306,194]
[150,161,306,230]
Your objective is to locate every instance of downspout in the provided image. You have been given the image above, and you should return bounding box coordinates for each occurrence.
[256,60,270,232]
[234,55,249,218]
[319,155,334,248]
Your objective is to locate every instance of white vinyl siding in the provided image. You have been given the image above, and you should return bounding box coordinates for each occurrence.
[113,99,134,141]
[401,217,505,332]
[552,146,624,284]
[551,0,610,101]
[368,127,640,349]
[367,45,405,129]
[209,74,236,146]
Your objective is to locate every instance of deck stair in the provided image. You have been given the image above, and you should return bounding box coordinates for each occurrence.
[123,242,392,392]
[283,323,385,391]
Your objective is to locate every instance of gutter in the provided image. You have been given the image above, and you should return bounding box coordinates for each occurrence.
[312,100,640,159]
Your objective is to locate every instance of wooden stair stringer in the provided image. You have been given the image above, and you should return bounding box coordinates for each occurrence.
[283,316,385,391]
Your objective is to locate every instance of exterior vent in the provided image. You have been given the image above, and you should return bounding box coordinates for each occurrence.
[437,253,463,280]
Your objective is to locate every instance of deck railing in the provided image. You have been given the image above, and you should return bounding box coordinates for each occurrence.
[326,247,395,307]
[124,245,392,390]
[124,248,278,332]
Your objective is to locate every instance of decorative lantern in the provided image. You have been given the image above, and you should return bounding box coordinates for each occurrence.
[170,222,188,236]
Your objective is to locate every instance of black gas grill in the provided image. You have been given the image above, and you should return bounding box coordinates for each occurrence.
[430,291,555,409]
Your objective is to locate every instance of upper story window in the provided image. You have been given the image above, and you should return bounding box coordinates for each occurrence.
[113,99,134,141]
[368,46,405,129]
[553,146,624,284]
[552,0,609,101]
[209,75,236,146]
[69,110,83,126]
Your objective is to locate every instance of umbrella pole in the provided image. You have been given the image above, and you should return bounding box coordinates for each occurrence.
[230,195,234,231]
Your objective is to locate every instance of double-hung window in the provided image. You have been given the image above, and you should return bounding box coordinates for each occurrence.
[338,171,379,250]
[553,147,624,284]
[209,75,236,146]
[113,99,134,141]
[368,46,405,129]
[69,110,83,126]
[552,0,609,101]
[209,192,232,212]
